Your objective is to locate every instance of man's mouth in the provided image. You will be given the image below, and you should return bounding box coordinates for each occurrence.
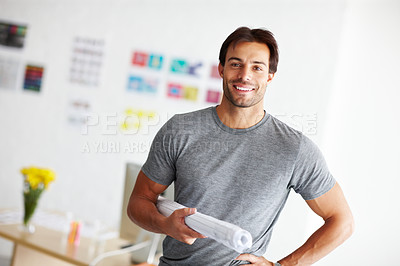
[233,85,255,92]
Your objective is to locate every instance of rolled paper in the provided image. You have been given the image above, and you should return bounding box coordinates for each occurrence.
[157,196,252,253]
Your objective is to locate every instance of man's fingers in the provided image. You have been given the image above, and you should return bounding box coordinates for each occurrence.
[235,254,258,263]
[175,208,207,239]
[174,207,197,218]
[183,225,207,239]
[235,254,273,265]
[167,207,207,244]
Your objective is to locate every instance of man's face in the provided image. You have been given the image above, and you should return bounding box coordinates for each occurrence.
[218,41,274,108]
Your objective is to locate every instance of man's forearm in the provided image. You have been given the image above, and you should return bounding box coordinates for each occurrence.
[278,215,354,265]
[127,194,206,245]
[127,195,167,234]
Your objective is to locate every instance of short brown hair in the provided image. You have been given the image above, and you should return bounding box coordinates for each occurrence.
[219,27,279,74]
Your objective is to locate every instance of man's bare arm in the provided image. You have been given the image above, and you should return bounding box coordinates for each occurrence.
[278,182,354,265]
[127,170,206,244]
[236,182,354,265]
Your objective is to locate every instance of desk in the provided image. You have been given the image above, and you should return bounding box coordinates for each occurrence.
[0,223,133,266]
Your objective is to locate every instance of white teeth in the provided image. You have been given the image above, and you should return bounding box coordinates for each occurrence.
[236,86,253,91]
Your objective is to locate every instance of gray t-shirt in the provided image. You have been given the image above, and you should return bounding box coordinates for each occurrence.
[142,106,335,266]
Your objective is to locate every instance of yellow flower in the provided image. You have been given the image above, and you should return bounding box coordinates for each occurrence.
[26,174,41,189]
[21,167,56,190]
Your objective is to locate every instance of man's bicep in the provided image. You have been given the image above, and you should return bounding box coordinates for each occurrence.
[131,170,169,203]
[305,182,352,221]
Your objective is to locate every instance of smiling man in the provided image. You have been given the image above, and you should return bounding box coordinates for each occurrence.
[127,27,354,265]
[221,42,272,107]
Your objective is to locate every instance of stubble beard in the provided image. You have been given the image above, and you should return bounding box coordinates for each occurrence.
[222,79,264,108]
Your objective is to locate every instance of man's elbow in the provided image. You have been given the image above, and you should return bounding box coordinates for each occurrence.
[346,215,355,239]
[340,213,355,242]
[327,212,355,243]
[127,198,138,224]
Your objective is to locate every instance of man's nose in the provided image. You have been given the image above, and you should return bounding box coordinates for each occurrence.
[238,65,252,81]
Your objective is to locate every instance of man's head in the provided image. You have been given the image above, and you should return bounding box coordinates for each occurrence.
[217,27,278,109]
[219,27,279,74]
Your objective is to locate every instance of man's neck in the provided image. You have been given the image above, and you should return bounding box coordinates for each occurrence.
[216,102,265,129]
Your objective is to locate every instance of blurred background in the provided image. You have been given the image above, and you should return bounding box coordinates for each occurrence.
[0,0,399,265]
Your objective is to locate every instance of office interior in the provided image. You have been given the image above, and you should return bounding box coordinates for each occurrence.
[0,0,399,265]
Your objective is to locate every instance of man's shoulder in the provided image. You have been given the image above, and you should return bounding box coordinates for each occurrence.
[267,114,303,139]
[266,114,323,157]
[172,106,214,120]
[161,106,215,134]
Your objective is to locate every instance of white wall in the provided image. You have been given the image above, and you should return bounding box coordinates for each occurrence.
[319,0,400,264]
[0,0,398,264]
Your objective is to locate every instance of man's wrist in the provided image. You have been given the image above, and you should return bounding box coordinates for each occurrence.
[274,262,282,266]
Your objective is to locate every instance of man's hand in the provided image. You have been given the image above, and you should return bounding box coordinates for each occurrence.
[163,207,207,245]
[128,172,207,245]
[235,254,274,266]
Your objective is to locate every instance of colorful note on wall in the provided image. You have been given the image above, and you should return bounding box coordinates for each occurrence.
[120,108,157,132]
[127,75,158,94]
[170,58,203,77]
[210,64,221,80]
[206,89,221,104]
[0,21,27,49]
[132,51,163,70]
[167,82,198,101]
[23,65,44,92]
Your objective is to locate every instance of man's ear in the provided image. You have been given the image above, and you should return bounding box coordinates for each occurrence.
[218,63,224,77]
[267,73,275,85]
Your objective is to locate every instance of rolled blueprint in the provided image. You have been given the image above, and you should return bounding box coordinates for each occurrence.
[157,196,252,253]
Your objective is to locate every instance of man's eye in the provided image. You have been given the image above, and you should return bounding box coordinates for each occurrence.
[231,63,241,67]
[254,66,262,71]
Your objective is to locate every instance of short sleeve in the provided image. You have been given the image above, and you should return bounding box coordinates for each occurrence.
[289,135,336,200]
[141,119,177,186]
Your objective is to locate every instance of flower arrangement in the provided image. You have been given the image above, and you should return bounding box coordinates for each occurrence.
[20,167,56,229]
